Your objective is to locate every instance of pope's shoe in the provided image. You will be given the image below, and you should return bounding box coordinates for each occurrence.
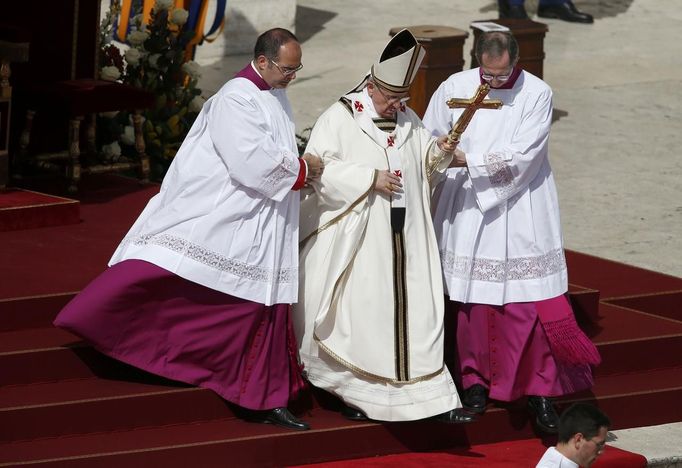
[341,404,369,421]
[463,384,488,414]
[538,1,594,23]
[433,408,477,424]
[527,396,559,434]
[246,407,310,431]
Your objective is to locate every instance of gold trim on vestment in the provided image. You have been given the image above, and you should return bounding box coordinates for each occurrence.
[425,139,447,184]
[392,230,410,381]
[314,333,444,385]
[299,170,378,247]
[403,44,422,87]
[371,69,410,94]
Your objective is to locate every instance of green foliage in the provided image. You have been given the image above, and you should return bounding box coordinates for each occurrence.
[99,0,204,179]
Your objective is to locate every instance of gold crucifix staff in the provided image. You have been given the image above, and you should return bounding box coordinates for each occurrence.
[446,83,503,144]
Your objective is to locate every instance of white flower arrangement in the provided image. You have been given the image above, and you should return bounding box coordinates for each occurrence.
[188,95,205,113]
[128,30,150,46]
[102,141,122,161]
[154,0,174,11]
[171,8,189,26]
[181,60,201,79]
[100,65,121,81]
[124,47,142,66]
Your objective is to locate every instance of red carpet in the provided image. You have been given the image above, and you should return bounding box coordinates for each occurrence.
[0,173,679,466]
[292,438,646,468]
[0,187,80,231]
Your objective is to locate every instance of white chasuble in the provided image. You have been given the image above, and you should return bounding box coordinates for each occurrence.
[110,77,301,306]
[423,68,568,306]
[295,90,459,421]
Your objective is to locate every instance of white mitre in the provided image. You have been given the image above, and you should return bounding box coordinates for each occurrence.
[349,28,426,94]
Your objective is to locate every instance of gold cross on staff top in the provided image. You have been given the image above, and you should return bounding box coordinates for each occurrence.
[445,83,503,144]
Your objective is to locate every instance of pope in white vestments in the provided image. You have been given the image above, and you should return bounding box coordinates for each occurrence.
[54,29,323,431]
[423,30,599,433]
[294,30,472,423]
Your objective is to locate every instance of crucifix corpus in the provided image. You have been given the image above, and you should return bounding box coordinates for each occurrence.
[446,83,503,144]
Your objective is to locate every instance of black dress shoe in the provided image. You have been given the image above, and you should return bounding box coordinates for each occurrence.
[497,0,510,17]
[527,396,559,434]
[433,408,477,424]
[498,1,529,19]
[508,4,529,18]
[245,407,310,431]
[463,384,488,414]
[538,1,594,23]
[341,404,368,421]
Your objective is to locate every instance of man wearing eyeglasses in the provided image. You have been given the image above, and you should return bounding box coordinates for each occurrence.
[293,29,474,424]
[423,30,600,434]
[536,403,611,467]
[54,28,322,433]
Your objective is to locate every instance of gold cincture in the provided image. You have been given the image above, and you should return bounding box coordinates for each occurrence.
[446,83,503,144]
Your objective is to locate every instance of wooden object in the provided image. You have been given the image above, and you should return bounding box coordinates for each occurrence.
[389,25,469,118]
[7,0,153,193]
[470,18,548,79]
[0,40,29,188]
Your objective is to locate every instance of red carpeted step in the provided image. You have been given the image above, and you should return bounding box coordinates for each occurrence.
[0,188,80,232]
[0,384,665,468]
[568,283,600,324]
[604,290,682,322]
[0,377,239,443]
[566,250,682,298]
[0,292,76,332]
[291,438,646,468]
[0,408,372,467]
[0,327,95,386]
[590,302,682,376]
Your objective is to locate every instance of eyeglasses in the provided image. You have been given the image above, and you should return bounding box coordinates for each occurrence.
[481,71,512,82]
[375,84,410,105]
[587,438,606,452]
[268,58,303,77]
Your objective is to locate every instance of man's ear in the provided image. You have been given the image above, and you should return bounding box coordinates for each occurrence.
[255,55,268,70]
[573,432,585,448]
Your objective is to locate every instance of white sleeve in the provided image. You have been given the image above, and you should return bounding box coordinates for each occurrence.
[423,81,453,137]
[207,92,299,202]
[467,88,554,213]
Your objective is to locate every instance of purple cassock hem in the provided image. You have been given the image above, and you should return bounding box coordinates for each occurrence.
[54,260,292,410]
[235,62,271,90]
[455,295,595,401]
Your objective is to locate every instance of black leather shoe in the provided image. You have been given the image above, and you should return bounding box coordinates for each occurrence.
[527,396,559,434]
[498,1,529,19]
[508,4,529,18]
[246,407,310,431]
[433,408,477,424]
[463,384,488,414]
[538,1,594,23]
[341,404,368,421]
[497,0,510,17]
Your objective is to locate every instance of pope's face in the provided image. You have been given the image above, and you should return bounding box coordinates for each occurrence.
[258,41,302,89]
[368,82,409,119]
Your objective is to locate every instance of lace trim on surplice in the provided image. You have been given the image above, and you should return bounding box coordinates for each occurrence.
[125,233,295,283]
[484,152,515,199]
[264,154,296,190]
[441,248,566,283]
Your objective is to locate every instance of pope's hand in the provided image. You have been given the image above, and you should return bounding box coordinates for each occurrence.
[375,170,402,196]
[436,135,457,155]
[302,153,324,182]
